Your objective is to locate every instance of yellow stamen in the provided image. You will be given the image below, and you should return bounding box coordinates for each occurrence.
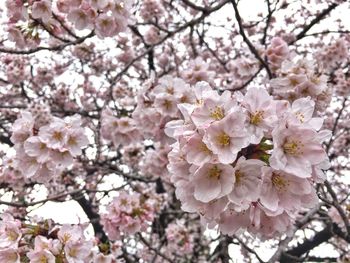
[208,166,221,179]
[180,95,188,103]
[53,131,63,141]
[162,100,172,110]
[271,173,288,191]
[68,137,77,146]
[39,255,48,263]
[289,77,300,86]
[166,86,174,95]
[216,133,230,146]
[235,170,244,184]
[210,106,225,120]
[250,110,264,125]
[295,112,305,123]
[62,233,71,243]
[6,229,19,241]
[199,142,211,154]
[283,140,303,156]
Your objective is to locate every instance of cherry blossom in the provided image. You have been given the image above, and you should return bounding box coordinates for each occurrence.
[0,0,348,261]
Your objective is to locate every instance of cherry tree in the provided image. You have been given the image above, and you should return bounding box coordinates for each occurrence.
[0,0,349,262]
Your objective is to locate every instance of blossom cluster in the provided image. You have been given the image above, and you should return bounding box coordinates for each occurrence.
[6,111,88,183]
[6,0,134,48]
[1,55,28,85]
[0,213,115,263]
[138,219,206,263]
[333,68,350,96]
[165,220,193,254]
[316,38,348,71]
[101,74,212,184]
[60,0,134,38]
[132,75,195,142]
[270,59,331,111]
[266,37,290,72]
[166,81,330,238]
[101,190,161,240]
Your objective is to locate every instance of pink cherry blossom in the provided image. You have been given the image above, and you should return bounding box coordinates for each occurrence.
[10,111,34,145]
[0,214,22,249]
[269,123,328,177]
[64,240,93,263]
[38,118,67,150]
[0,248,20,263]
[227,157,265,210]
[95,14,116,38]
[57,224,84,244]
[266,37,290,71]
[26,249,56,263]
[260,167,318,213]
[218,205,250,236]
[23,136,50,163]
[241,87,278,144]
[192,163,234,203]
[67,9,94,30]
[182,132,215,166]
[191,90,235,127]
[31,0,52,23]
[203,111,250,164]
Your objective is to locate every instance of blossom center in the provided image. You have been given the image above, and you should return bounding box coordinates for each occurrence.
[180,95,188,103]
[62,233,71,243]
[39,256,48,263]
[39,142,46,149]
[115,3,124,11]
[6,229,19,241]
[271,173,288,191]
[295,112,305,123]
[216,133,230,146]
[210,106,224,120]
[166,86,174,94]
[131,208,144,217]
[283,140,304,155]
[162,99,172,110]
[250,110,264,125]
[234,170,243,184]
[199,142,211,153]
[69,248,78,258]
[120,198,128,206]
[68,137,77,146]
[7,253,18,262]
[208,166,221,179]
[53,131,63,141]
[289,76,300,86]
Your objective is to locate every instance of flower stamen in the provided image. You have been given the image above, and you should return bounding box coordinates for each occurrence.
[208,166,221,179]
[210,106,224,120]
[216,133,230,146]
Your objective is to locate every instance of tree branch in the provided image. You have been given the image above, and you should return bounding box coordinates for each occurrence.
[230,0,272,79]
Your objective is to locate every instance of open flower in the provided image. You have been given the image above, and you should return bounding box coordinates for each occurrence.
[269,123,328,177]
[191,90,236,127]
[203,111,250,164]
[260,167,318,213]
[0,248,20,263]
[227,157,265,210]
[26,249,56,263]
[182,132,215,166]
[0,214,22,249]
[23,136,50,163]
[67,8,94,30]
[241,87,278,143]
[31,0,52,23]
[192,163,234,203]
